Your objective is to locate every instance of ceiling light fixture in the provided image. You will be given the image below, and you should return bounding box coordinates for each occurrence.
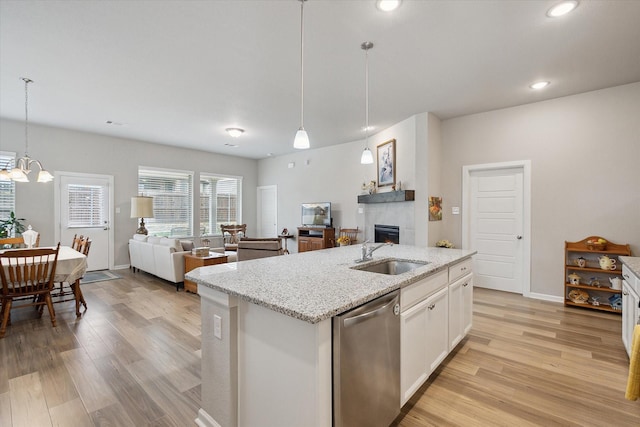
[225,127,244,138]
[293,0,310,149]
[547,1,579,18]
[8,78,53,183]
[360,41,374,165]
[376,0,402,12]
[530,81,550,90]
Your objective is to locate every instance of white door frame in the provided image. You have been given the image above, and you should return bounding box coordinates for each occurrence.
[54,171,115,270]
[462,160,531,297]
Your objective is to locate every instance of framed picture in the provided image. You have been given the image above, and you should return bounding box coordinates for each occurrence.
[429,196,442,221]
[377,138,396,188]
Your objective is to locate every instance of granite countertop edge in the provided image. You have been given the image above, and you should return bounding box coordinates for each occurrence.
[187,245,475,324]
[620,256,640,278]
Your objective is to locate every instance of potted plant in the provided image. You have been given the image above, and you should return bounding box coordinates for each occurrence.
[336,235,351,246]
[0,211,26,238]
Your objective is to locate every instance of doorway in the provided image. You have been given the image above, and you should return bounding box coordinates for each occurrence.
[462,161,531,296]
[257,185,277,238]
[54,172,114,271]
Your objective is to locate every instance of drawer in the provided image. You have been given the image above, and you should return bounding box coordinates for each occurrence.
[401,269,448,311]
[448,258,472,282]
[622,265,640,295]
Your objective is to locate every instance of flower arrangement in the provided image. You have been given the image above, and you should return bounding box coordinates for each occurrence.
[361,180,377,195]
[336,235,351,245]
[435,239,455,248]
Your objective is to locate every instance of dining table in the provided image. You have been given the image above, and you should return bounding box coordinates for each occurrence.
[1,245,88,317]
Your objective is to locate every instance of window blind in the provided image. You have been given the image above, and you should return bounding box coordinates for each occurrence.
[200,174,241,235]
[0,153,16,224]
[138,167,193,237]
[67,184,105,227]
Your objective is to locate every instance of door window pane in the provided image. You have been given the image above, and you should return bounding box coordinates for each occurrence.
[200,174,242,236]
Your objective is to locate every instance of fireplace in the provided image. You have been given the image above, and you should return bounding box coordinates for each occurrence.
[374,224,399,244]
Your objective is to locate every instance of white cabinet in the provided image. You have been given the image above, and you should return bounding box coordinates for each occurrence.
[400,286,448,405]
[622,265,640,357]
[449,273,473,351]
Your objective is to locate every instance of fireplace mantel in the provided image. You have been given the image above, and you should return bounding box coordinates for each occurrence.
[357,190,415,204]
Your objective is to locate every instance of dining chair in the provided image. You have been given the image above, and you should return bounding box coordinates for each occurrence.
[220,224,247,252]
[0,243,61,338]
[338,227,360,245]
[54,236,90,316]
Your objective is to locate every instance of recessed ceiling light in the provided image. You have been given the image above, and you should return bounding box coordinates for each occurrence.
[530,81,550,90]
[225,127,244,138]
[547,1,579,18]
[376,0,402,12]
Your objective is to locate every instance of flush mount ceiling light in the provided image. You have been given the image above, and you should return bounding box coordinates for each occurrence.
[225,127,244,138]
[293,0,310,149]
[360,41,374,165]
[530,81,550,90]
[547,1,579,18]
[376,0,402,12]
[5,78,54,183]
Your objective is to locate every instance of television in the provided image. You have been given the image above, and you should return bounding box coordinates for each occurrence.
[301,202,332,227]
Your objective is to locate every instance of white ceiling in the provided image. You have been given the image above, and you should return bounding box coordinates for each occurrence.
[1,0,639,160]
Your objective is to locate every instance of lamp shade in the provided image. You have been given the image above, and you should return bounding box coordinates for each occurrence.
[131,196,154,218]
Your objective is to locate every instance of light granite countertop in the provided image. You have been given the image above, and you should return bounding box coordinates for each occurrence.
[186,244,475,324]
[620,256,640,278]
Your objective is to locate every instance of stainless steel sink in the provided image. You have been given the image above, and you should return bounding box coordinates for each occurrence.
[352,259,429,275]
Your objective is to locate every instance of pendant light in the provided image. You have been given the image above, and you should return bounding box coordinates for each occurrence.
[9,78,54,183]
[293,0,310,149]
[360,42,374,164]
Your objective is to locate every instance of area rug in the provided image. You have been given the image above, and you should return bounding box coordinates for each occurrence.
[81,270,122,284]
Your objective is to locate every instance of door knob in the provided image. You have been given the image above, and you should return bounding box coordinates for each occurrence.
[517,235,522,240]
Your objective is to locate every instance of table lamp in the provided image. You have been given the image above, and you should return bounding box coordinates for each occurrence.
[131,196,154,235]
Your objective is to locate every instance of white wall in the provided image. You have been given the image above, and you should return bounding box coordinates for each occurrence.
[258,116,421,252]
[440,82,640,297]
[0,118,258,267]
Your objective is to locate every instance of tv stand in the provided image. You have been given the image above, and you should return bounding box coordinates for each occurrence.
[297,227,335,253]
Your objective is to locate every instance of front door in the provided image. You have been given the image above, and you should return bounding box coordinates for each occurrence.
[463,161,530,295]
[55,172,113,271]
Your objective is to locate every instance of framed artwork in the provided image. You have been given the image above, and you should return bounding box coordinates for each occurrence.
[429,196,442,221]
[377,138,396,188]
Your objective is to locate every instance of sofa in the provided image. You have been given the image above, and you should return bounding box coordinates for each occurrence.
[237,238,283,262]
[129,235,237,284]
[129,235,193,283]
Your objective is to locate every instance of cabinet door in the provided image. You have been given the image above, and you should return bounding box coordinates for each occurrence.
[425,287,449,375]
[310,239,325,251]
[298,238,311,253]
[462,275,474,336]
[448,278,463,351]
[622,281,639,357]
[401,299,429,405]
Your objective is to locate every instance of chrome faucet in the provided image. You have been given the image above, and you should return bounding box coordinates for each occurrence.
[358,240,393,262]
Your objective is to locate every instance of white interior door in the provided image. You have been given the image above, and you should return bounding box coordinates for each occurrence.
[55,172,113,271]
[465,165,526,294]
[257,185,277,237]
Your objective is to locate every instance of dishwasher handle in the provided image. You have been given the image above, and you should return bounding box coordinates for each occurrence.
[343,293,399,328]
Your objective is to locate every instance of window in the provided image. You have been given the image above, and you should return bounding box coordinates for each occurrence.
[138,167,193,237]
[200,173,242,236]
[0,152,16,223]
[67,184,106,227]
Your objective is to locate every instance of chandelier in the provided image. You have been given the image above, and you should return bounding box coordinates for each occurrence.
[0,78,54,183]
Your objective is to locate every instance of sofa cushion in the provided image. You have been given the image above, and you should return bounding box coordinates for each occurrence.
[132,234,148,242]
[180,240,194,251]
[160,237,183,252]
[147,236,162,245]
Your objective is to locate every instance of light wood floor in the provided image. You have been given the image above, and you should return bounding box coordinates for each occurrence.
[1,269,638,426]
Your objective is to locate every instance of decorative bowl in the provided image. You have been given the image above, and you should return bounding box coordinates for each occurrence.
[586,242,606,251]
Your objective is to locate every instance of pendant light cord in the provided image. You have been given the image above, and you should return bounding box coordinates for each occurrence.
[23,78,32,157]
[300,0,305,128]
[365,45,369,143]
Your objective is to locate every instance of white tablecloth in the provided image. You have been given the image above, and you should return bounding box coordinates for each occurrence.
[1,246,88,284]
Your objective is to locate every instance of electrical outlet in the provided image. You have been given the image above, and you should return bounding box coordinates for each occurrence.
[214,314,222,340]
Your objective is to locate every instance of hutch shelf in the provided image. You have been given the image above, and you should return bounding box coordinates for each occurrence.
[564,236,631,314]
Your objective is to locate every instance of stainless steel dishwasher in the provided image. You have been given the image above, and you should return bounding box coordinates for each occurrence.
[333,289,400,427]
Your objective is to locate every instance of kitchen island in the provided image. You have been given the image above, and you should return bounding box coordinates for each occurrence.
[187,244,475,427]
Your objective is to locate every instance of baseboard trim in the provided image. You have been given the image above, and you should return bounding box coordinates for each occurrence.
[527,292,563,304]
[113,264,130,270]
[195,409,222,427]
